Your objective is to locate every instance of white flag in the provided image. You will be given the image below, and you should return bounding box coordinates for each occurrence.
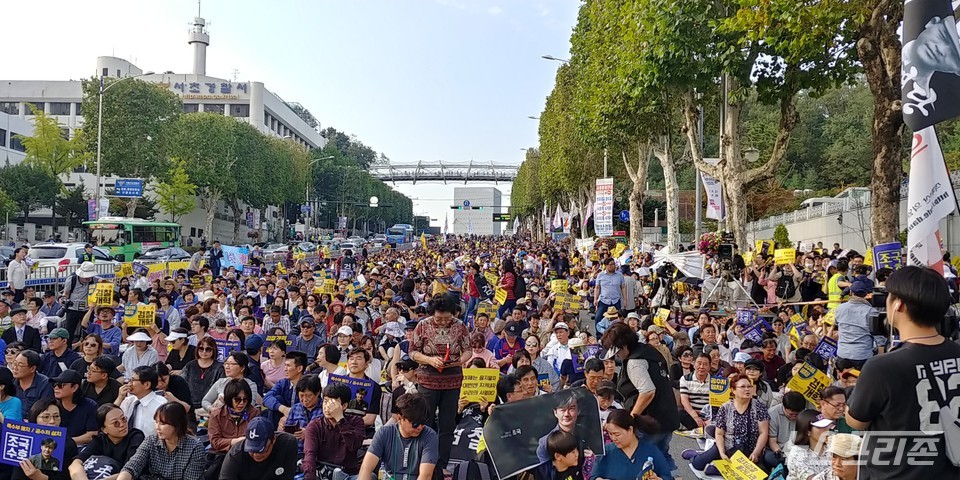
[583,199,594,227]
[552,205,563,229]
[906,126,955,269]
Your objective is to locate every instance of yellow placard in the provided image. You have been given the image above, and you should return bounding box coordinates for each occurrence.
[554,292,579,312]
[87,283,115,307]
[709,376,731,407]
[432,280,449,295]
[786,362,833,405]
[320,279,336,295]
[476,434,487,455]
[494,288,508,305]
[713,450,767,480]
[774,249,796,265]
[460,367,499,403]
[115,262,134,278]
[653,308,671,327]
[821,310,836,328]
[550,279,569,293]
[476,302,497,320]
[742,252,754,266]
[483,272,499,287]
[124,304,156,328]
[612,243,626,258]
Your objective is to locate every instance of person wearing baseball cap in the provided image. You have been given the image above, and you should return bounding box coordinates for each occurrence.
[39,327,82,379]
[291,317,323,364]
[51,369,99,443]
[218,416,298,480]
[491,321,525,373]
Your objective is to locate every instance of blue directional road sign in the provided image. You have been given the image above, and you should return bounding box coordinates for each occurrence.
[114,179,144,198]
[463,200,471,207]
[619,210,630,222]
[301,205,311,213]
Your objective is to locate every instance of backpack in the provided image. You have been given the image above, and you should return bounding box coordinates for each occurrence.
[924,362,960,466]
[513,273,526,299]
[452,459,495,480]
[775,274,796,299]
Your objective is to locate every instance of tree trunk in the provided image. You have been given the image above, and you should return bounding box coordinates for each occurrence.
[858,0,904,245]
[228,198,241,244]
[654,135,680,252]
[125,197,139,218]
[200,189,221,242]
[623,142,652,250]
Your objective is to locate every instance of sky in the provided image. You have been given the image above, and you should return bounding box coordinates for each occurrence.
[5,0,579,227]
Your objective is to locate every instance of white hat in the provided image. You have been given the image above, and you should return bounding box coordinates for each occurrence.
[626,312,641,321]
[165,331,188,342]
[554,322,570,331]
[77,262,98,279]
[827,433,862,458]
[734,352,752,363]
[127,332,152,342]
[568,337,585,349]
[382,321,404,338]
[337,325,353,337]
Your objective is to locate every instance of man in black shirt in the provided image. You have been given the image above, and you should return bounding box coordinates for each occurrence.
[80,356,122,406]
[219,417,298,480]
[847,266,960,479]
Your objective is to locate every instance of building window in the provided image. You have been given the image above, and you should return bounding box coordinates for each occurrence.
[0,128,6,147]
[204,104,224,114]
[116,69,121,77]
[264,112,270,126]
[183,104,199,113]
[9,136,25,152]
[24,102,44,114]
[102,68,109,77]
[0,103,18,115]
[230,104,249,117]
[50,103,71,115]
[74,103,82,115]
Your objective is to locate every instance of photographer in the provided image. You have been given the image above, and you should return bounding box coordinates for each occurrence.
[61,263,102,343]
[834,279,877,369]
[846,266,960,479]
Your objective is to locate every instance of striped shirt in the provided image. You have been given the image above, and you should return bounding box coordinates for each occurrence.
[679,372,711,411]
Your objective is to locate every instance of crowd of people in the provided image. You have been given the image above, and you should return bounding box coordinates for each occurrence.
[0,234,954,480]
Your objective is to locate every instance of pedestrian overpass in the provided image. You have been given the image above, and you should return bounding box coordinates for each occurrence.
[369,160,519,185]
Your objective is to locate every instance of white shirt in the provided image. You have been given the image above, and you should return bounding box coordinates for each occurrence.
[120,392,168,437]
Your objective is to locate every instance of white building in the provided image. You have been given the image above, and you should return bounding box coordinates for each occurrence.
[453,187,502,236]
[0,16,325,244]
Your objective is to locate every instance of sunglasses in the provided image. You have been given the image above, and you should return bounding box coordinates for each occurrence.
[233,396,249,403]
[53,382,75,388]
[83,342,99,348]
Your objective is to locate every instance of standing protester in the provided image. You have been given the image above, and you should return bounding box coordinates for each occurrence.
[8,247,28,304]
[208,241,224,279]
[593,258,625,327]
[846,266,960,479]
[61,263,102,343]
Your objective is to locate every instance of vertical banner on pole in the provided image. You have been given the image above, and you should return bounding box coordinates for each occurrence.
[595,178,614,237]
[700,171,725,220]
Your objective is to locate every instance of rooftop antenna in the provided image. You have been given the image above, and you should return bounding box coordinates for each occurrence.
[198,0,202,17]
[231,69,240,81]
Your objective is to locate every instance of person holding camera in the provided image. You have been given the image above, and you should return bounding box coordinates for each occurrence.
[846,266,960,479]
[834,278,877,370]
[61,262,102,343]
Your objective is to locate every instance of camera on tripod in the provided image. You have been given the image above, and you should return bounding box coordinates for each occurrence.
[868,287,960,340]
[717,232,736,261]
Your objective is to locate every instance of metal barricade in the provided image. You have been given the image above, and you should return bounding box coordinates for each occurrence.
[0,263,116,291]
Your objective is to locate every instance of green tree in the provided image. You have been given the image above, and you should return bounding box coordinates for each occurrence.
[79,78,182,216]
[0,189,18,225]
[773,224,792,249]
[154,158,197,224]
[0,163,59,224]
[55,185,89,227]
[166,113,237,239]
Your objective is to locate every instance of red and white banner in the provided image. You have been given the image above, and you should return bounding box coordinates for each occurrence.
[906,126,955,268]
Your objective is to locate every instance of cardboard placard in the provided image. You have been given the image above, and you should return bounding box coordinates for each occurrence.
[115,263,134,278]
[709,376,731,407]
[483,272,499,288]
[241,265,259,278]
[786,362,832,405]
[813,336,838,360]
[873,242,903,270]
[571,345,600,373]
[494,288,508,305]
[476,302,498,320]
[736,308,756,326]
[653,308,671,327]
[774,249,796,265]
[87,283,114,307]
[0,420,68,469]
[214,339,241,363]
[329,374,378,414]
[550,279,569,293]
[123,304,156,328]
[460,368,499,403]
[712,450,767,480]
[553,292,579,312]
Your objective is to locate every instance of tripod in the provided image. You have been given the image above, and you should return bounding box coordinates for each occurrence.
[702,269,761,311]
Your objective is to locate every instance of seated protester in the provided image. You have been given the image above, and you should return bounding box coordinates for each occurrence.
[683,373,770,476]
[263,351,307,426]
[3,306,41,353]
[81,356,123,407]
[115,366,168,437]
[776,348,811,390]
[358,393,438,480]
[82,307,122,356]
[118,330,159,381]
[153,362,195,419]
[202,352,261,412]
[758,338,787,389]
[764,391,804,469]
[784,409,834,480]
[206,379,260,480]
[291,317,324,363]
[0,367,23,422]
[180,335,224,416]
[819,386,855,433]
[306,344,347,388]
[218,417,298,480]
[68,404,145,480]
[744,358,777,407]
[282,375,325,455]
[13,350,54,419]
[12,399,79,480]
[51,370,98,445]
[243,335,267,396]
[342,348,383,429]
[704,344,731,376]
[670,346,695,390]
[679,353,712,431]
[302,383,366,480]
[591,410,672,480]
[515,365,545,398]
[391,359,420,411]
[69,335,113,379]
[116,403,205,480]
[260,338,287,390]
[533,431,584,480]
[164,328,195,374]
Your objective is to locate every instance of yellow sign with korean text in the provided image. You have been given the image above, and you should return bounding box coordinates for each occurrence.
[774,249,796,265]
[124,304,156,328]
[483,272,499,287]
[554,292,579,312]
[713,450,767,480]
[432,280,449,296]
[550,279,569,293]
[741,252,753,266]
[709,376,731,407]
[87,282,115,307]
[476,302,497,320]
[460,368,499,402]
[612,243,626,258]
[494,288,508,305]
[786,362,832,406]
[115,262,134,278]
[653,308,671,327]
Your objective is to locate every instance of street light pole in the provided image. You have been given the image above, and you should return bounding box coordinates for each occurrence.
[304,155,334,238]
[94,72,154,217]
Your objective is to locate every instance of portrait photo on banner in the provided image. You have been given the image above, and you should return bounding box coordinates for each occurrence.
[483,387,602,478]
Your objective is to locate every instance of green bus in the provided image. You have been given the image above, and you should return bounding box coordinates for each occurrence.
[82,217,182,261]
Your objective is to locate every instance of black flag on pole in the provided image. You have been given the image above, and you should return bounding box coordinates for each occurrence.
[902,0,960,130]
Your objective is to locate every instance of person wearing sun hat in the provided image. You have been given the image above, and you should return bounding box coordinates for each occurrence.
[118,330,159,381]
[597,305,619,336]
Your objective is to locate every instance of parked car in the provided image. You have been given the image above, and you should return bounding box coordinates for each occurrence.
[0,246,14,268]
[27,243,117,273]
[138,246,191,262]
